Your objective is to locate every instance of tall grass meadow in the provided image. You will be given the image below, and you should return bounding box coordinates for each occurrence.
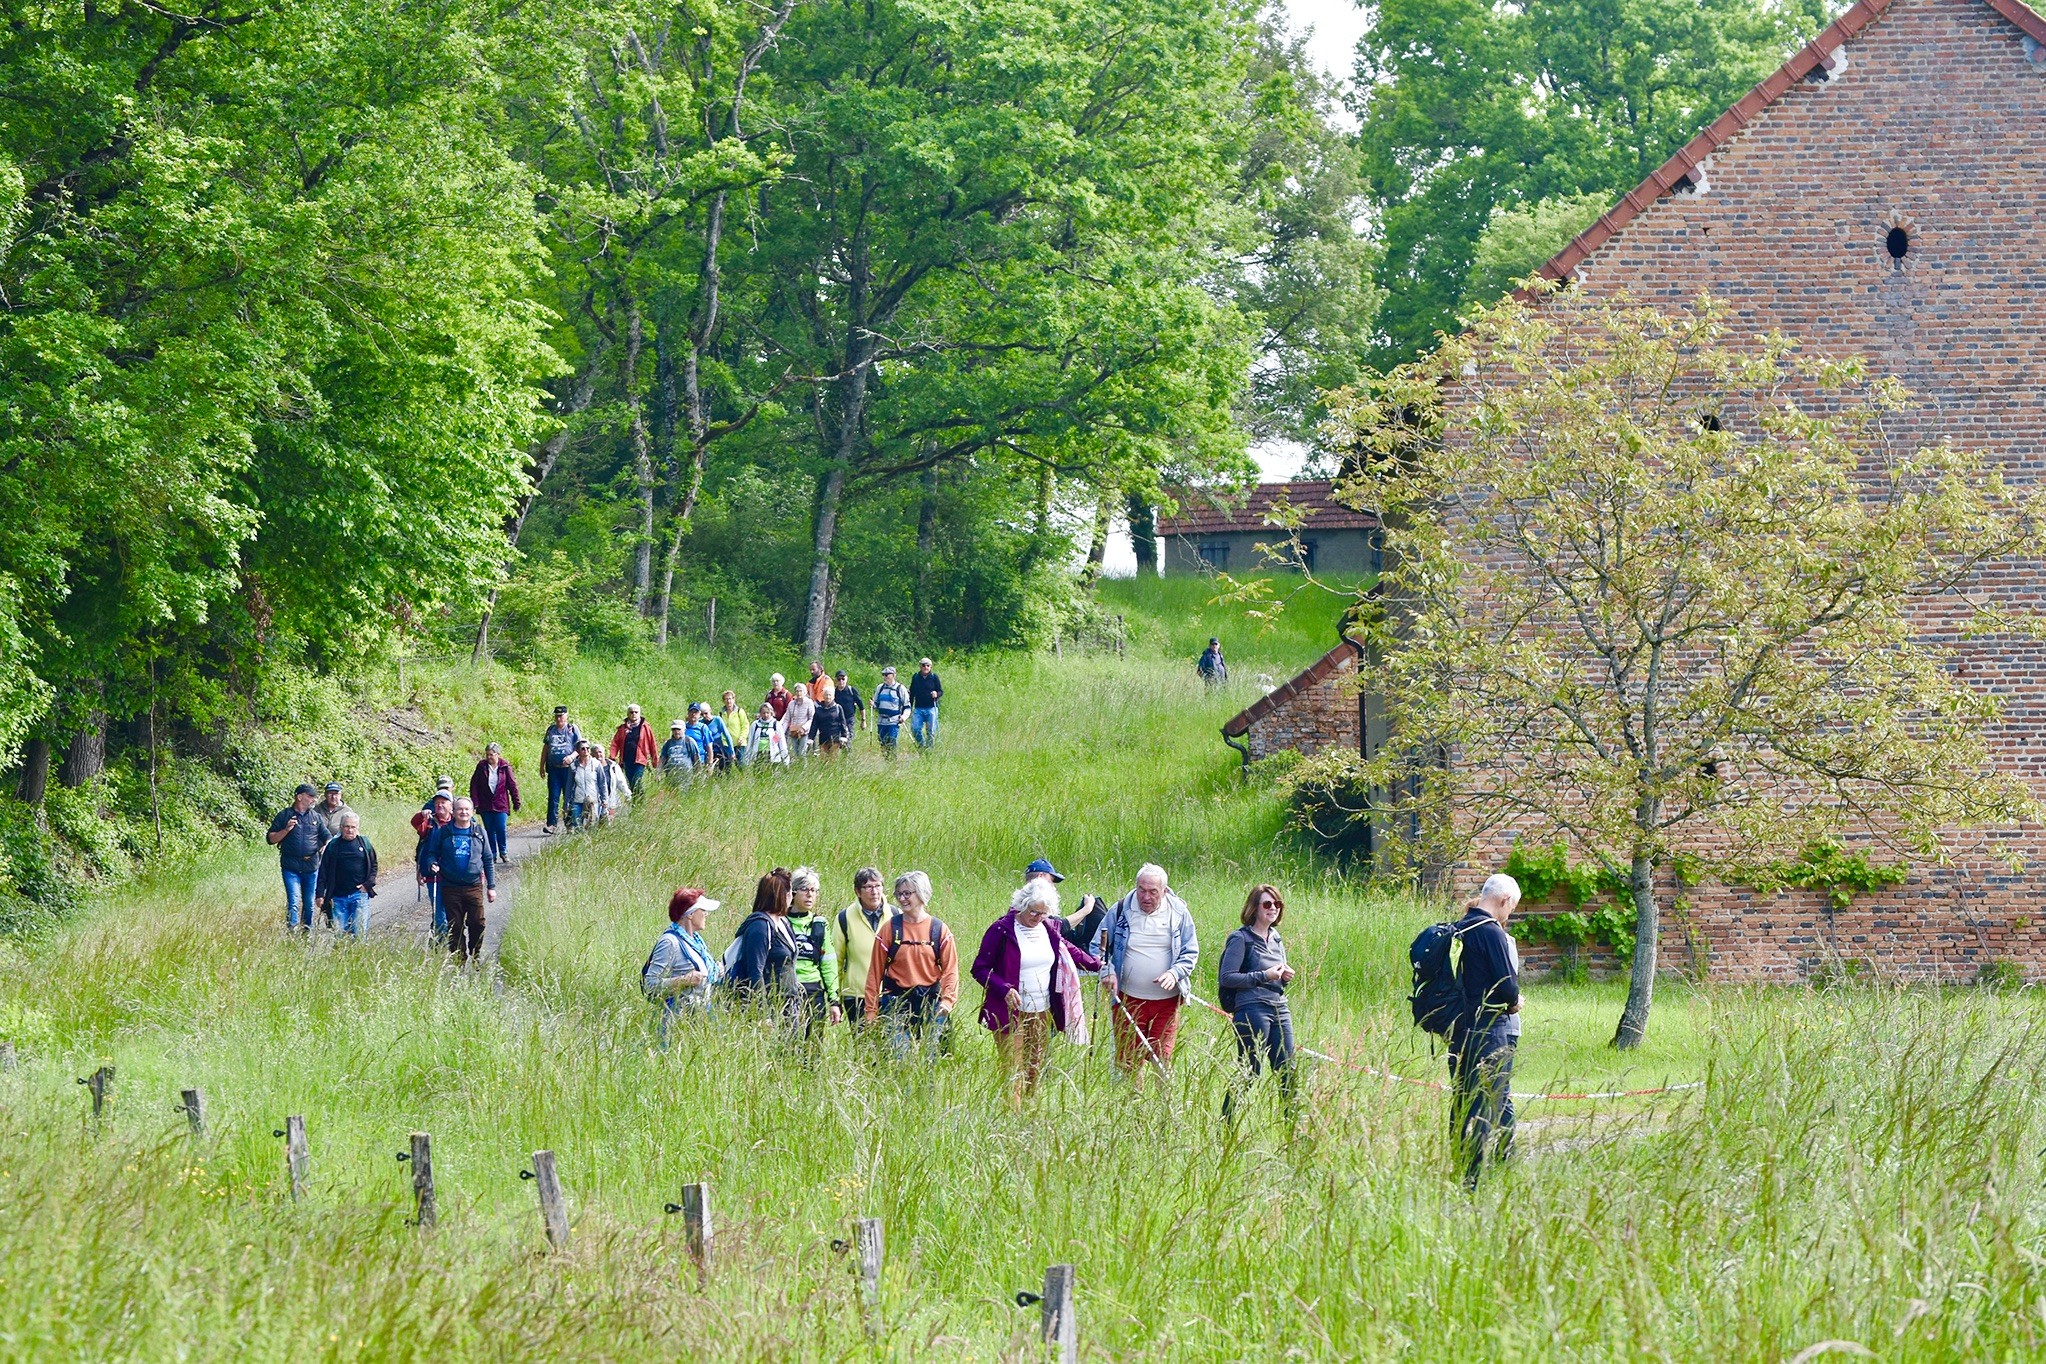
[0,580,2042,1358]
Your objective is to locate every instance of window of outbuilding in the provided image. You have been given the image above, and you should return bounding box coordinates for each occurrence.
[1886,226,1910,261]
[1196,544,1230,570]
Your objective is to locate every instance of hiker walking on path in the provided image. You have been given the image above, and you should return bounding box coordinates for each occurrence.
[834,670,865,736]
[540,705,582,834]
[611,704,658,792]
[469,742,521,862]
[268,784,332,933]
[315,812,380,937]
[746,703,789,766]
[727,868,800,1013]
[717,692,748,766]
[1218,884,1296,1120]
[1095,863,1199,1084]
[783,683,815,758]
[908,657,943,748]
[972,879,1100,1107]
[872,666,910,755]
[787,867,842,1035]
[661,718,701,775]
[833,868,888,1029]
[810,680,848,755]
[567,739,605,828]
[1025,857,1109,952]
[642,888,723,1038]
[428,797,497,965]
[765,674,793,720]
[413,792,452,939]
[311,782,354,928]
[864,871,958,1060]
[1450,874,1522,1187]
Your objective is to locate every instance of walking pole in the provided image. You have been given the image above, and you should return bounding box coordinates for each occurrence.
[1109,988,1171,1079]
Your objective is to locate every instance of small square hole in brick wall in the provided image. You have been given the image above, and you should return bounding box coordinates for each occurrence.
[1886,226,1910,260]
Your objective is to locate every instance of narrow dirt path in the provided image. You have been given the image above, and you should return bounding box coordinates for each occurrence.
[377,821,550,963]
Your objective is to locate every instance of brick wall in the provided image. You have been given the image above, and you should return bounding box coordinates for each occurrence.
[1251,0,2046,983]
[1239,648,1360,761]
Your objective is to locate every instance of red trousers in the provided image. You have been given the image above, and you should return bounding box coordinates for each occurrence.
[1111,994,1182,1073]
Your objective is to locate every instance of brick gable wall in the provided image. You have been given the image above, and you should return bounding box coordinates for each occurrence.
[1241,0,2046,982]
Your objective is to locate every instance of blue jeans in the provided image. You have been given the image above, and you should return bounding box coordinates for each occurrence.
[481,810,509,860]
[427,880,446,938]
[282,868,319,930]
[546,767,573,827]
[880,992,950,1060]
[570,801,596,829]
[877,723,900,753]
[331,891,369,936]
[910,708,938,748]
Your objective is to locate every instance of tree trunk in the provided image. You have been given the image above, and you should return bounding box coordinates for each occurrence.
[473,365,598,664]
[625,301,655,615]
[804,457,851,658]
[915,464,939,633]
[802,253,873,656]
[16,736,49,805]
[1612,849,1658,1049]
[1081,486,1113,587]
[58,712,105,788]
[1126,492,1157,576]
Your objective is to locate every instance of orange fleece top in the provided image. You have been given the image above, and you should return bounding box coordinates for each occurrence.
[863,913,960,1019]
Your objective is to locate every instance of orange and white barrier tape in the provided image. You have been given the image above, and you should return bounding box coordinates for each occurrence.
[1184,992,1702,1103]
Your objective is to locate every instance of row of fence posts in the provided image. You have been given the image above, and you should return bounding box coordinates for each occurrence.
[31,1063,1081,1360]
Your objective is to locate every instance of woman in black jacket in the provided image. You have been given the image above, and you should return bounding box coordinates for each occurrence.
[726,867,799,1014]
[1218,883,1297,1119]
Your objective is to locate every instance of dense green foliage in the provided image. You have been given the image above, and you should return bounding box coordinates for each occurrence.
[6,619,2046,1359]
[1355,0,1830,362]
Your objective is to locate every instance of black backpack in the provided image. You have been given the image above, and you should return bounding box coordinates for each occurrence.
[1409,919,1471,1036]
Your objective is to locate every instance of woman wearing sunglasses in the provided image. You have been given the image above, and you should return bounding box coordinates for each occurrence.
[1218,883,1297,1119]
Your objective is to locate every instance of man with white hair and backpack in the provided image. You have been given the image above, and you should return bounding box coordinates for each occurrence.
[1095,863,1199,1087]
[1426,872,1523,1187]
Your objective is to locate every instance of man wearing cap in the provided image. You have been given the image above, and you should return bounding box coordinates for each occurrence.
[539,705,582,834]
[661,718,701,776]
[833,669,864,740]
[611,703,658,793]
[412,791,454,939]
[1026,858,1109,951]
[1197,636,1227,686]
[426,796,497,964]
[872,666,910,755]
[267,785,333,932]
[908,657,943,748]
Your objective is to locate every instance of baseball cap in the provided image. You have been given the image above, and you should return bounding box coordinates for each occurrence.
[554,704,568,715]
[294,783,317,798]
[436,775,454,791]
[324,782,342,793]
[882,665,897,675]
[1025,857,1064,882]
[671,720,685,730]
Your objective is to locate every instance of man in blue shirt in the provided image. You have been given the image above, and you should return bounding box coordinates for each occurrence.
[538,705,581,834]
[872,666,910,755]
[428,797,497,964]
[661,719,701,775]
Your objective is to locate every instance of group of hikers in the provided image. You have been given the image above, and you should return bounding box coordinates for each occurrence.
[636,857,1529,1183]
[537,658,945,831]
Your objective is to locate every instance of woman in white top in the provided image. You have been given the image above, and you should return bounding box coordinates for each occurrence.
[970,879,1103,1108]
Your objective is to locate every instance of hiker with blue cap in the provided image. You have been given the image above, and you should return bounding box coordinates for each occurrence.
[1024,857,1108,951]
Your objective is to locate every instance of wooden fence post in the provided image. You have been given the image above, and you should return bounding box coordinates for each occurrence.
[855,1216,884,1324]
[407,1132,436,1230]
[78,1065,113,1124]
[527,1150,568,1247]
[681,1182,711,1284]
[179,1088,205,1137]
[281,1115,309,1201]
[1040,1263,1076,1364]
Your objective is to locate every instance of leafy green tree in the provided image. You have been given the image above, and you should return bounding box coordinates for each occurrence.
[750,0,1258,656]
[1354,0,1828,363]
[1331,293,2043,1047]
[1,0,553,770]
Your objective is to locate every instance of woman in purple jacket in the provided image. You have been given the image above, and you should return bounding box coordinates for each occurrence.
[971,879,1100,1107]
[468,742,522,863]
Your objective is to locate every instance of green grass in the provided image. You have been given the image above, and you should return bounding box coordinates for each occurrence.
[1,581,2043,1359]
